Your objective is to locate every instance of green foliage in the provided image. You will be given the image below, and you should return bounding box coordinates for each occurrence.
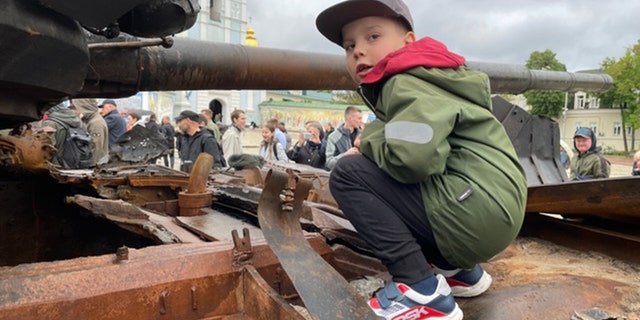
[525,49,567,71]
[523,50,567,117]
[598,40,640,151]
[600,41,640,111]
[525,91,566,117]
[333,90,364,104]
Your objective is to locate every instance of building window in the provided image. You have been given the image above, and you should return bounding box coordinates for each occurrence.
[613,122,621,136]
[589,122,597,135]
[627,126,633,136]
[210,0,222,22]
[575,92,586,109]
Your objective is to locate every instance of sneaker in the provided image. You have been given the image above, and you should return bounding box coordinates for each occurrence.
[433,264,492,298]
[368,274,463,320]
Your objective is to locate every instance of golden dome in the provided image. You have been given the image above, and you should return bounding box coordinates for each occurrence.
[245,27,258,47]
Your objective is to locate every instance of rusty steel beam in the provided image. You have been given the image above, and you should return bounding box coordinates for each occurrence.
[257,170,377,320]
[526,176,640,218]
[81,38,613,97]
[0,235,334,320]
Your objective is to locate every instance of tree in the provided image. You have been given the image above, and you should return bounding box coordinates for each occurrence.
[599,40,640,152]
[523,50,567,117]
[333,90,364,105]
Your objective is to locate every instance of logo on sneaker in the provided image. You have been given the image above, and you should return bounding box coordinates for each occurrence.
[390,306,445,320]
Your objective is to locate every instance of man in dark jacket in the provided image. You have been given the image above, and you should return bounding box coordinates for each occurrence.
[175,110,224,172]
[98,99,126,150]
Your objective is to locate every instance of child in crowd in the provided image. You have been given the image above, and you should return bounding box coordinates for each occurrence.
[258,124,289,163]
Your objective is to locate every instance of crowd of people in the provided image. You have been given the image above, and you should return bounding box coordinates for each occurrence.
[33,94,635,185]
[37,95,366,175]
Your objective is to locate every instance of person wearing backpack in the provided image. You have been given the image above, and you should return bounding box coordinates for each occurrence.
[42,103,93,169]
[258,123,288,163]
[72,98,109,166]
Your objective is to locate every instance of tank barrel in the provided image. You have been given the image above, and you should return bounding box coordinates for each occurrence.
[466,61,613,94]
[81,37,612,97]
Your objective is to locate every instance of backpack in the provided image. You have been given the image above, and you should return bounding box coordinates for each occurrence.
[49,118,93,169]
[272,142,279,161]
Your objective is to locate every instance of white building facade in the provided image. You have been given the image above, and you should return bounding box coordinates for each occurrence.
[134,0,261,126]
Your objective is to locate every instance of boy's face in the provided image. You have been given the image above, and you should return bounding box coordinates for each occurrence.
[341,16,415,83]
[574,136,592,153]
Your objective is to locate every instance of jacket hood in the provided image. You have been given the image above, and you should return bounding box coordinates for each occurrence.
[359,37,491,110]
[361,37,465,84]
[48,108,82,128]
[73,98,99,115]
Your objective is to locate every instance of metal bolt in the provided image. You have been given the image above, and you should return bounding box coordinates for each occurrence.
[115,246,129,262]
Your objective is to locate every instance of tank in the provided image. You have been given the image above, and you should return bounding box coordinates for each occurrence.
[1,2,638,320]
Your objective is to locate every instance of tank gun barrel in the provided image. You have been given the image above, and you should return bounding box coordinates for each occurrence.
[81,37,612,98]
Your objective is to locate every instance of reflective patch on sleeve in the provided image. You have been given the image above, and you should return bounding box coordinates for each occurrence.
[456,186,473,201]
[384,121,433,144]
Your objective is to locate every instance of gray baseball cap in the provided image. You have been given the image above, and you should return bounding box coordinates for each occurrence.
[316,0,414,47]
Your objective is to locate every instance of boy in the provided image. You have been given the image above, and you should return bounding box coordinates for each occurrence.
[316,1,527,319]
[569,127,610,180]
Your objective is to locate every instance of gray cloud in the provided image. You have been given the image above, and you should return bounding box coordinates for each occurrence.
[247,0,640,71]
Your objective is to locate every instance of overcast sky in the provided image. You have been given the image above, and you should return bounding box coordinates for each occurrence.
[246,0,640,72]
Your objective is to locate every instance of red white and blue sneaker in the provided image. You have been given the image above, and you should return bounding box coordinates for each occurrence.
[433,264,492,298]
[368,274,463,320]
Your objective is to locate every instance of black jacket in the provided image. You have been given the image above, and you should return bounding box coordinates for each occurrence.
[287,139,327,169]
[160,123,175,149]
[178,128,224,172]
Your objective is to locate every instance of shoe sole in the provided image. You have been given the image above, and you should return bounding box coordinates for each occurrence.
[450,271,492,298]
[440,303,463,320]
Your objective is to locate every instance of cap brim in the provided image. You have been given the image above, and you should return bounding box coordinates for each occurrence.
[316,0,404,46]
[574,134,590,139]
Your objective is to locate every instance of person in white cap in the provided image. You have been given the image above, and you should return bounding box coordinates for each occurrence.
[317,1,527,319]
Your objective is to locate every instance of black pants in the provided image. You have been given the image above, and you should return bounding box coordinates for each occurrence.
[163,150,175,168]
[330,154,454,284]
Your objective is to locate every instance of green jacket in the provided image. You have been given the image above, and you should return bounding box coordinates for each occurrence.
[569,147,610,180]
[357,37,527,268]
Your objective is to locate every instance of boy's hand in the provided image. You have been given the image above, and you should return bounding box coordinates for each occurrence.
[344,147,360,155]
[354,134,361,148]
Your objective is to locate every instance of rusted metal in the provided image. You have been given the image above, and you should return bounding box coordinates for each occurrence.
[257,169,377,320]
[238,166,265,186]
[520,213,640,265]
[457,236,638,319]
[526,176,640,218]
[114,246,129,263]
[232,228,254,268]
[0,236,336,320]
[176,207,263,242]
[66,194,183,244]
[0,132,56,170]
[178,153,213,216]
